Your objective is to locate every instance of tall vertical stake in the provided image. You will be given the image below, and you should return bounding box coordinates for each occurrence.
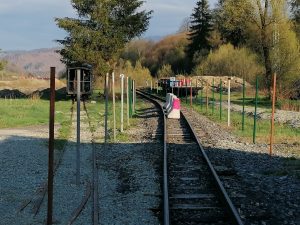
[76,69,81,185]
[212,78,215,114]
[190,78,193,107]
[253,76,259,144]
[242,78,245,131]
[132,80,135,114]
[185,78,188,104]
[105,73,109,143]
[200,81,203,111]
[220,80,222,120]
[129,78,132,117]
[112,72,116,141]
[228,77,231,127]
[195,79,198,102]
[206,82,208,114]
[120,74,124,132]
[47,67,55,225]
[270,73,277,155]
[126,77,130,126]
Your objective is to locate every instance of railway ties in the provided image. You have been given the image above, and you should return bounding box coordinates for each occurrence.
[136,90,243,225]
[167,118,229,225]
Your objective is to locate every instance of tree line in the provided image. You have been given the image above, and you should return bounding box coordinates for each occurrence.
[56,0,300,99]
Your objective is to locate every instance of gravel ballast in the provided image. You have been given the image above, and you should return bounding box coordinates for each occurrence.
[1,97,299,225]
[181,106,300,225]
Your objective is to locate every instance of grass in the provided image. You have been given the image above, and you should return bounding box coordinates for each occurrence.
[0,98,71,128]
[0,98,74,151]
[84,91,150,143]
[187,100,300,144]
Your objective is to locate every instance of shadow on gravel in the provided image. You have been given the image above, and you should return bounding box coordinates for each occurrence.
[1,133,299,225]
[134,107,161,119]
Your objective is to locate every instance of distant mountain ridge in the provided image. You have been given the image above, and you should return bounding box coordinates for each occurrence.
[0,48,65,77]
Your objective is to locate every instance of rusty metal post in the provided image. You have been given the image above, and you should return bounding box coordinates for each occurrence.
[270,73,277,156]
[47,67,55,225]
[76,69,81,185]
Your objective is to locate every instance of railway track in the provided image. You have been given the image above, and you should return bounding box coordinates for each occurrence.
[137,90,243,225]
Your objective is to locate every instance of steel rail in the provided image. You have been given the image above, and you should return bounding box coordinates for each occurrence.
[83,101,99,225]
[136,90,170,225]
[137,89,243,225]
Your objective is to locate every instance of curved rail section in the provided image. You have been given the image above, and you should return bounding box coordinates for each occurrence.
[137,90,243,225]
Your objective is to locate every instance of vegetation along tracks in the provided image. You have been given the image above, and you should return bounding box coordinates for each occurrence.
[137,90,243,225]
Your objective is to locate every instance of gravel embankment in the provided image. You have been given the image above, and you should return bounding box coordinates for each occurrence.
[182,106,300,225]
[96,104,163,225]
[2,97,298,225]
[1,101,163,225]
[219,102,300,128]
[0,126,58,224]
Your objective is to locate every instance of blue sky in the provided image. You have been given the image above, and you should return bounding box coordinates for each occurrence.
[0,0,217,51]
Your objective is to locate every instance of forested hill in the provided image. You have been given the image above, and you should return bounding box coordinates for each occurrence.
[0,48,65,77]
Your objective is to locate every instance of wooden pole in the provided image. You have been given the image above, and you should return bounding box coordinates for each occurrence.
[270,73,277,155]
[47,67,55,225]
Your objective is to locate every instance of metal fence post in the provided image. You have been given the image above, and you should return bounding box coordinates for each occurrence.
[126,76,130,126]
[228,77,231,127]
[242,78,245,131]
[253,76,259,144]
[47,67,56,225]
[76,69,81,185]
[105,73,109,143]
[185,78,188,104]
[212,78,215,114]
[132,79,135,115]
[190,78,193,107]
[120,74,124,132]
[112,72,116,141]
[206,82,208,114]
[200,82,203,111]
[270,73,277,155]
[220,79,222,120]
[129,77,133,117]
